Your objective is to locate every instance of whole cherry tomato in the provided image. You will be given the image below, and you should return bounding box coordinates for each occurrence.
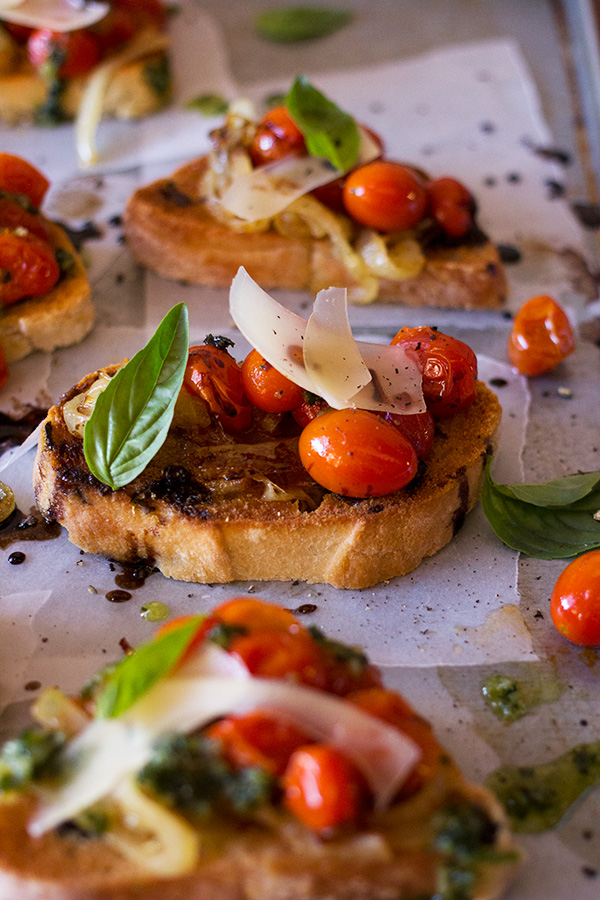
[283,744,368,831]
[380,408,435,460]
[507,294,575,377]
[0,230,60,306]
[210,596,300,634]
[291,395,329,428]
[343,161,428,232]
[391,326,478,418]
[299,408,418,498]
[0,346,8,391]
[0,154,49,208]
[228,629,328,688]
[550,550,600,646]
[249,106,307,168]
[208,712,310,776]
[0,197,51,242]
[184,343,252,432]
[27,28,101,78]
[311,126,385,213]
[241,349,304,413]
[427,177,474,238]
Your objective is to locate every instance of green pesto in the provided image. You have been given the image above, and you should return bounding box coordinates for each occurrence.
[0,729,65,791]
[486,741,600,833]
[143,55,171,99]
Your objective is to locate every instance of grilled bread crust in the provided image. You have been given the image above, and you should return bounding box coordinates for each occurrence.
[123,156,507,310]
[33,373,501,589]
[0,763,518,900]
[0,220,94,364]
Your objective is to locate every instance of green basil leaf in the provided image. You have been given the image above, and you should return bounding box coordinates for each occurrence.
[84,303,189,490]
[97,616,205,719]
[255,7,352,43]
[285,76,360,171]
[481,459,600,559]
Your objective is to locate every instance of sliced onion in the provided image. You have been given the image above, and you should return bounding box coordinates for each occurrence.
[357,230,425,281]
[0,0,108,32]
[62,370,114,438]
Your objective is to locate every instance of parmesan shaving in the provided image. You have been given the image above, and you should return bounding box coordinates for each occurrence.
[0,0,108,32]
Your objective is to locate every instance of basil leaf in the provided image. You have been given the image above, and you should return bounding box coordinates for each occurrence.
[186,93,229,117]
[97,616,205,719]
[481,459,600,559]
[285,76,360,172]
[84,303,189,490]
[255,7,352,43]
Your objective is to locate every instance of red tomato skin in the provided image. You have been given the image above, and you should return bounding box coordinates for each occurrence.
[249,106,307,167]
[298,408,418,498]
[283,744,367,831]
[311,126,384,213]
[184,345,252,432]
[0,230,60,306]
[212,596,300,634]
[208,711,310,776]
[91,0,165,51]
[228,629,329,689]
[241,349,304,413]
[507,295,575,376]
[427,177,474,238]
[2,22,34,43]
[343,161,428,232]
[291,396,329,428]
[0,197,51,242]
[27,28,101,78]
[379,408,435,460]
[550,550,600,646]
[0,346,8,391]
[391,326,478,418]
[0,154,49,208]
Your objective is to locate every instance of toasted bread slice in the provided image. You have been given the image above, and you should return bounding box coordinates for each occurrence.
[34,373,501,588]
[0,220,94,364]
[123,156,507,309]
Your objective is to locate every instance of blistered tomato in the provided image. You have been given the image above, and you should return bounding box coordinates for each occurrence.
[249,106,307,167]
[427,177,474,238]
[283,744,367,831]
[0,154,49,208]
[0,230,60,306]
[507,295,575,376]
[391,326,478,418]
[241,349,304,413]
[379,408,435,460]
[291,395,329,428]
[299,408,418,497]
[0,197,51,242]
[27,28,101,78]
[343,161,428,232]
[184,344,252,432]
[550,550,600,646]
[208,711,310,776]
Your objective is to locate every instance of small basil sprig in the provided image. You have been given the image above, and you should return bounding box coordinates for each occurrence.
[481,459,600,559]
[84,303,189,490]
[97,616,205,719]
[285,76,360,172]
[255,7,352,43]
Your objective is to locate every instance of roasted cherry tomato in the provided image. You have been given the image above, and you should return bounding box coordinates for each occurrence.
[249,106,307,168]
[91,0,166,51]
[343,161,428,232]
[27,27,102,78]
[380,408,435,460]
[550,550,600,646]
[0,346,8,391]
[283,744,367,831]
[228,629,328,688]
[2,22,34,44]
[507,294,575,377]
[427,177,474,238]
[0,154,49,208]
[299,408,418,497]
[211,596,300,634]
[391,326,478,418]
[0,197,51,242]
[311,126,385,213]
[208,711,310,776]
[349,687,444,798]
[184,344,252,432]
[291,395,329,428]
[0,230,60,306]
[241,349,304,413]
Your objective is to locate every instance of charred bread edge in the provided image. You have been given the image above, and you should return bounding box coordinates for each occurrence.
[123,156,507,310]
[33,377,502,589]
[0,220,94,364]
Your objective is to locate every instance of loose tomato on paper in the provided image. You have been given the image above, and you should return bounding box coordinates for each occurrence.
[427,176,474,238]
[0,230,60,306]
[391,326,478,418]
[249,106,307,167]
[343,161,428,232]
[283,743,367,831]
[299,408,418,497]
[550,550,600,646]
[183,344,252,432]
[0,154,49,208]
[507,294,575,377]
[241,348,304,413]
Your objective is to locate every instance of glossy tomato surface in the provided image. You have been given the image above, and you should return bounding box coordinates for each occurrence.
[0,154,49,208]
[0,230,60,306]
[241,349,304,413]
[391,326,478,417]
[299,408,418,497]
[249,106,307,167]
[507,294,575,376]
[184,344,251,432]
[427,176,474,238]
[283,744,367,831]
[0,197,51,242]
[209,711,310,776]
[343,161,427,232]
[550,550,600,646]
[380,408,435,460]
[27,28,101,78]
